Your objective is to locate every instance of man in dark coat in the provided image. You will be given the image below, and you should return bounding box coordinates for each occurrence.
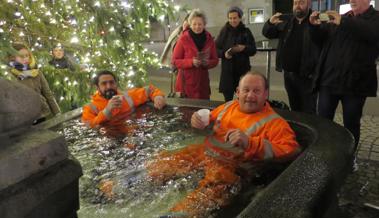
[262,0,320,114]
[216,6,256,101]
[309,0,379,148]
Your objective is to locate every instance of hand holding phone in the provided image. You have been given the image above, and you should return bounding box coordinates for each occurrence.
[278,13,292,21]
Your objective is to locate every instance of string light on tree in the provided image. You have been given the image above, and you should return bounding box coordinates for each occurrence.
[70,36,79,43]
[0,0,182,112]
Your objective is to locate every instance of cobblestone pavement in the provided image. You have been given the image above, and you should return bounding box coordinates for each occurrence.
[335,114,379,218]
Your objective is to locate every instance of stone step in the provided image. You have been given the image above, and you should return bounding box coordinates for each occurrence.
[0,130,68,191]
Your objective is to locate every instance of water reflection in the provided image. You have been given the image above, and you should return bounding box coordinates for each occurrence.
[59,105,209,217]
[59,105,282,218]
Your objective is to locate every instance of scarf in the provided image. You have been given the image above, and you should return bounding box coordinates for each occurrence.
[9,61,39,80]
[189,29,207,51]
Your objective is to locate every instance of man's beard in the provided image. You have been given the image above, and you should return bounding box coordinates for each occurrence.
[102,89,117,100]
[294,9,308,19]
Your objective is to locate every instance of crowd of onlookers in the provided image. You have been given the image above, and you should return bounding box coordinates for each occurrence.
[162,0,379,149]
[5,0,379,149]
[4,1,377,216]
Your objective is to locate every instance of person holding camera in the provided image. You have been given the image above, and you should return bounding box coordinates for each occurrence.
[81,70,166,136]
[309,0,379,149]
[215,6,257,102]
[262,0,320,114]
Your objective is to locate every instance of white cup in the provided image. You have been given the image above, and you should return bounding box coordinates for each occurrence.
[262,41,269,48]
[197,109,210,126]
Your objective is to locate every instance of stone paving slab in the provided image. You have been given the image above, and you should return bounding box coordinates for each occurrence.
[334,113,379,217]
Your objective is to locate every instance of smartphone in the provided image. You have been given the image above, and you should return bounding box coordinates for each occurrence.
[279,13,292,21]
[318,13,331,22]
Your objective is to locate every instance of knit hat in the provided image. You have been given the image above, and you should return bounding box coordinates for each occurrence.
[228,6,243,18]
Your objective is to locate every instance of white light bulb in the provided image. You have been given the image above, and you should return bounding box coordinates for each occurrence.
[121,1,131,9]
[128,71,135,77]
[70,36,79,43]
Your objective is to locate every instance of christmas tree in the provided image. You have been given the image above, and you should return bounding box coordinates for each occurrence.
[0,0,182,111]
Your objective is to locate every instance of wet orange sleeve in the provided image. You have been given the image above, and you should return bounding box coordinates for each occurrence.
[244,119,299,160]
[148,84,165,100]
[81,105,110,128]
[127,85,165,107]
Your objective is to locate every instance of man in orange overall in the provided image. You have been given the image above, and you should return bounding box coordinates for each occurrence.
[82,70,166,137]
[148,71,300,218]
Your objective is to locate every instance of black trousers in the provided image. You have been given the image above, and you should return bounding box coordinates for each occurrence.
[222,91,235,102]
[284,71,317,114]
[317,88,366,148]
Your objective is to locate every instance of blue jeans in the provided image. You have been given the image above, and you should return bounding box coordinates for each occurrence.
[317,89,366,148]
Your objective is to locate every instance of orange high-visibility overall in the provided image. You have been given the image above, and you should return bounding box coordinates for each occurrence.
[81,85,164,136]
[147,100,299,217]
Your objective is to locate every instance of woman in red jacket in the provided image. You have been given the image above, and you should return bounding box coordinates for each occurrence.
[172,9,219,99]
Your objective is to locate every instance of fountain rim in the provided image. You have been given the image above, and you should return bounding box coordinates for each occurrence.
[35,98,355,218]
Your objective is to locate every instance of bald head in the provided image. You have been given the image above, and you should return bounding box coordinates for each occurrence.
[239,72,268,90]
[237,71,269,113]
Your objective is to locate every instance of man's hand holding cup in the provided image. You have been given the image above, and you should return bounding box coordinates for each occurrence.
[191,109,210,129]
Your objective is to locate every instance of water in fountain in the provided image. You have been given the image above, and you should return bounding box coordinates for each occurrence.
[57,105,280,218]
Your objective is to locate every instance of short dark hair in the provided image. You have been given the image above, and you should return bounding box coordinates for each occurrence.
[240,71,269,90]
[93,70,117,86]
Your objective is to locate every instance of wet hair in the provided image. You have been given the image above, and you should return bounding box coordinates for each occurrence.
[188,9,207,25]
[228,6,243,18]
[93,70,117,86]
[240,71,269,90]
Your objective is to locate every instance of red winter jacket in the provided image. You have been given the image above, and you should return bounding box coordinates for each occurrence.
[172,29,218,99]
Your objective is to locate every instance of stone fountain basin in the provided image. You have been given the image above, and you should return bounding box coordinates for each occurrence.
[37,98,355,218]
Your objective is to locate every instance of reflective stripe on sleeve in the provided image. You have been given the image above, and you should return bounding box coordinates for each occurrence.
[214,100,234,130]
[245,113,281,136]
[102,108,112,120]
[123,91,135,112]
[144,85,152,98]
[263,139,274,159]
[86,103,99,115]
